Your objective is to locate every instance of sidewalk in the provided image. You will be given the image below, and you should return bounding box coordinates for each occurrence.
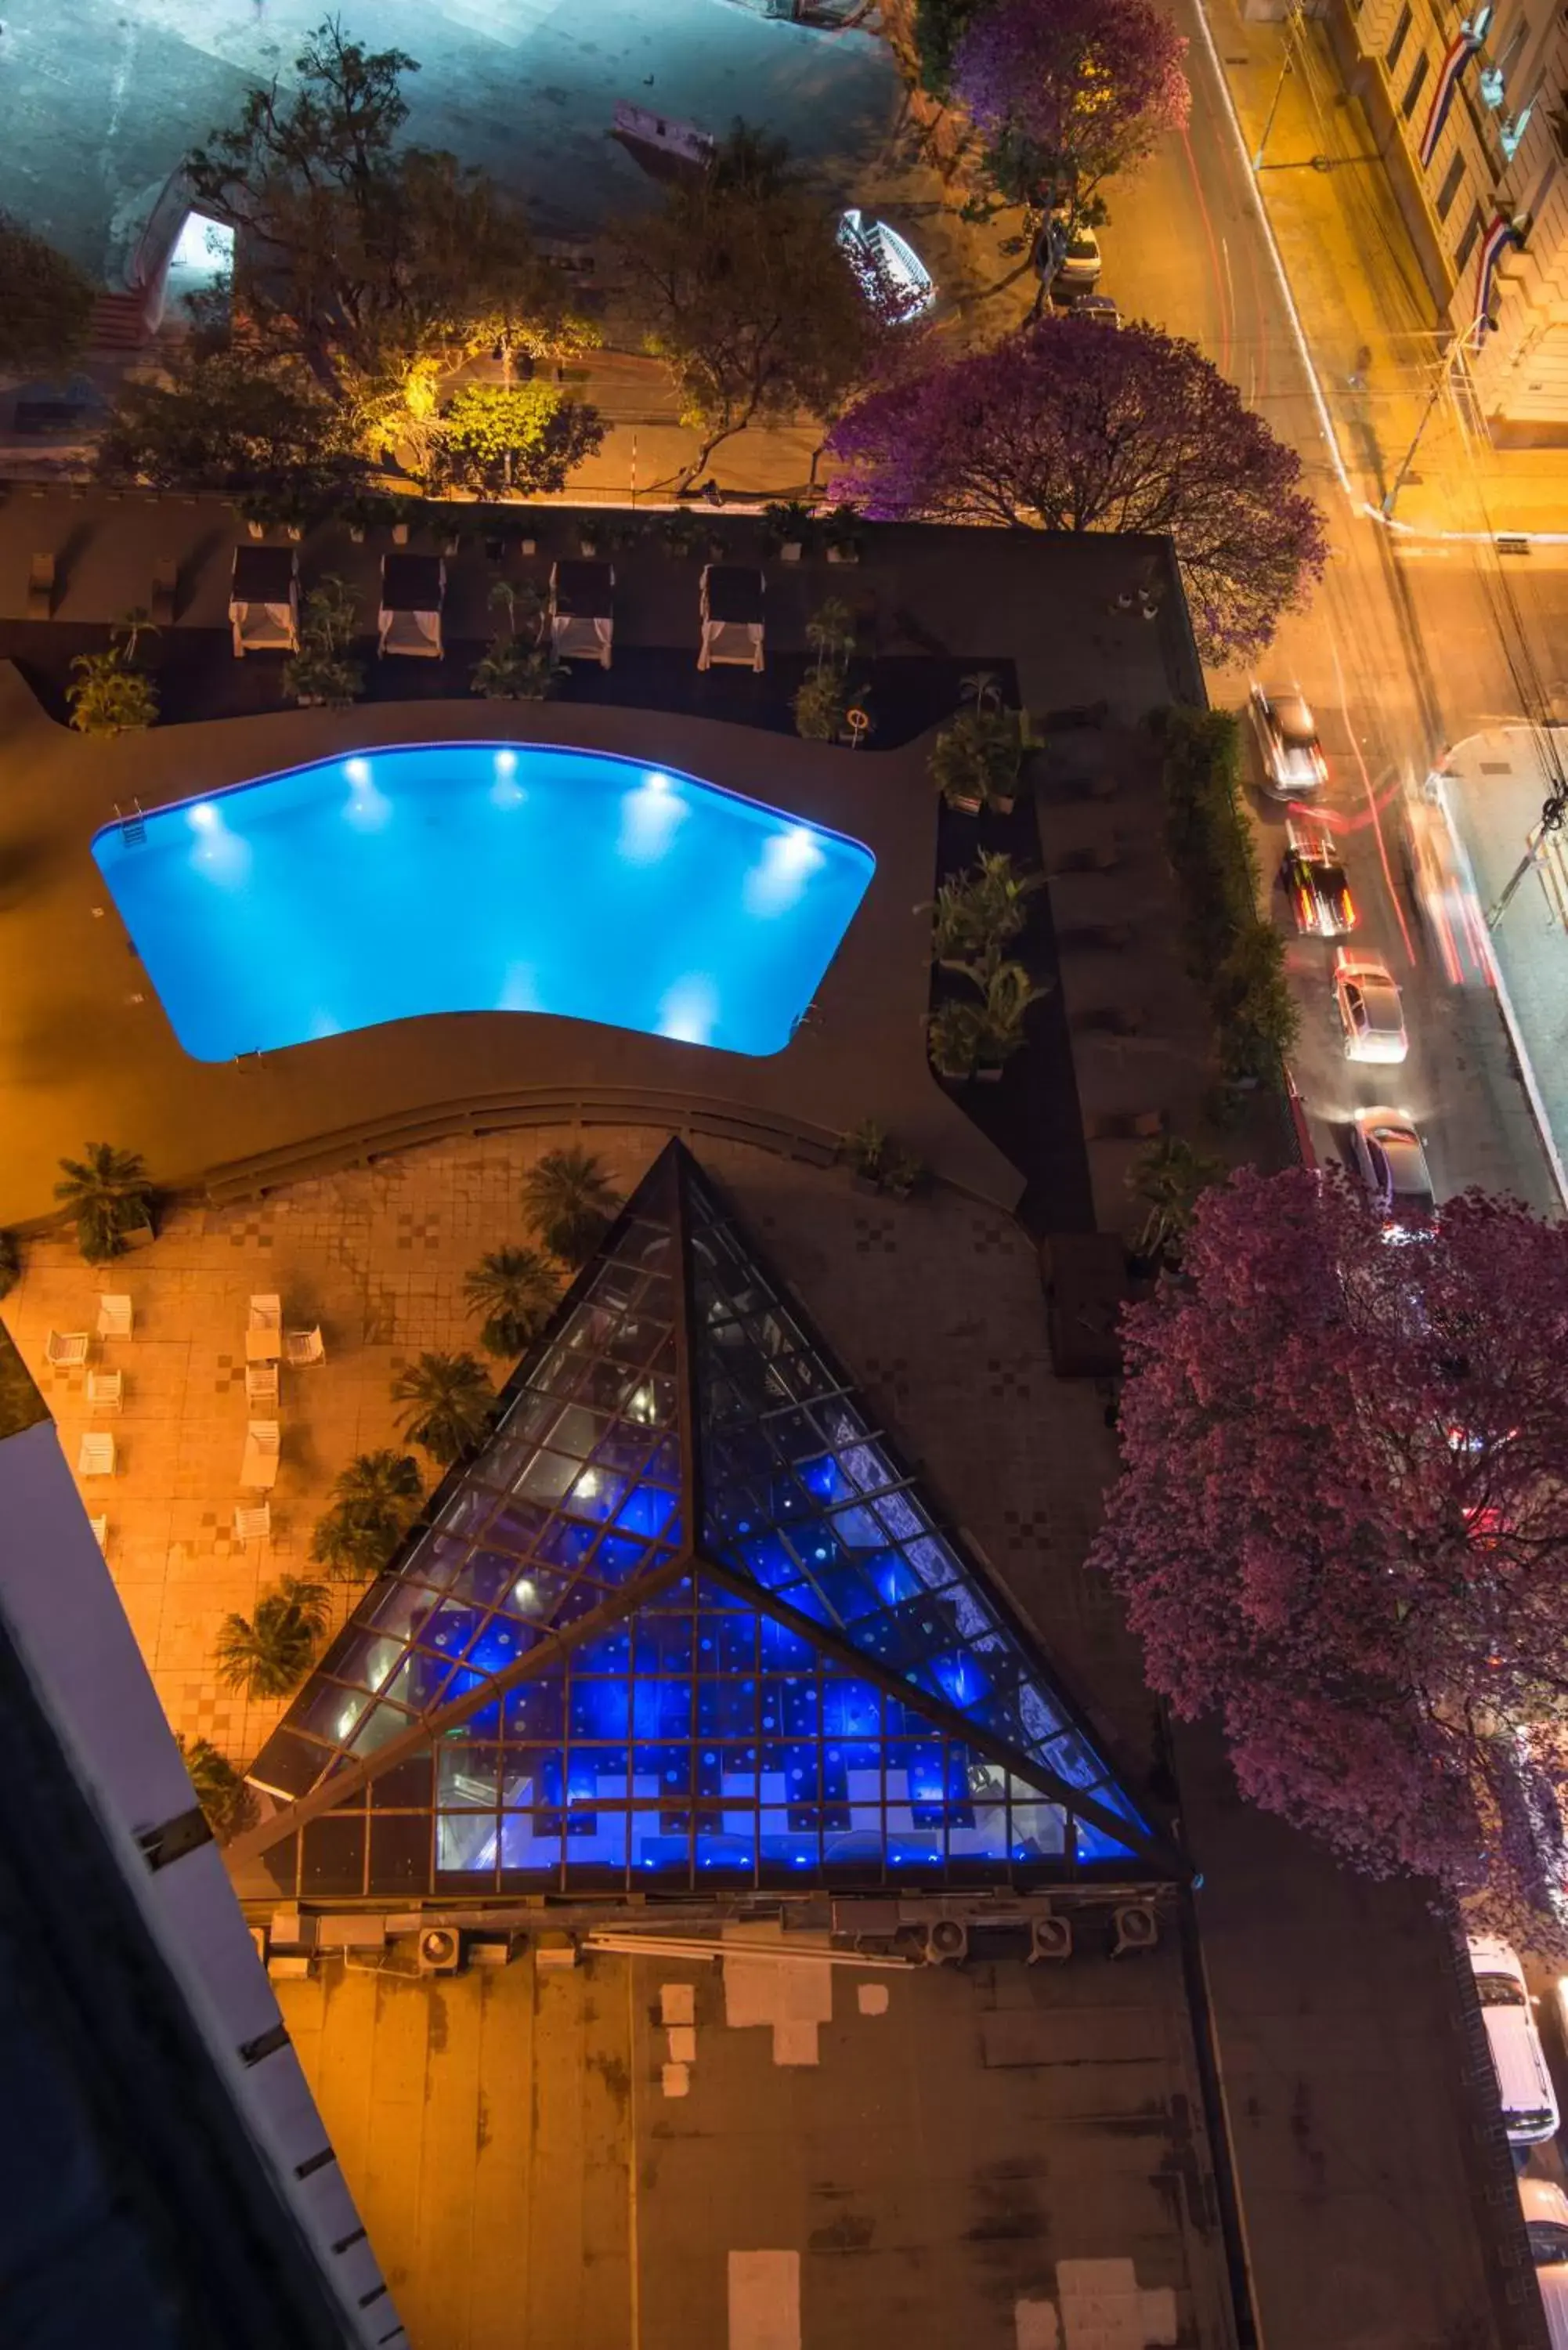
[1443,724,1568,1200]
[1198,0,1568,539]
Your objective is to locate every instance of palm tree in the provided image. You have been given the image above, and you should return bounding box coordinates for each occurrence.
[215,1576,329,1701]
[805,596,855,674]
[463,1245,561,1357]
[177,1733,257,1840]
[113,605,159,663]
[960,669,1004,715]
[310,1450,425,1582]
[522,1147,622,1267]
[54,1141,152,1264]
[391,1350,496,1466]
[1129,1135,1226,1262]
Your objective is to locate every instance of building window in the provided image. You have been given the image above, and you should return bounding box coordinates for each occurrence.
[1436,150,1467,215]
[1403,50,1433,118]
[1386,4,1414,72]
[1454,202,1487,272]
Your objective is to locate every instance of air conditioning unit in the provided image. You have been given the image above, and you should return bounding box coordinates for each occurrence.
[415,1926,462,1975]
[1110,1902,1158,1958]
[1028,1913,1073,1963]
[924,1917,969,1965]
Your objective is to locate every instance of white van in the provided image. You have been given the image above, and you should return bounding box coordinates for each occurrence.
[1469,1936,1559,2145]
[1519,2176,1568,2349]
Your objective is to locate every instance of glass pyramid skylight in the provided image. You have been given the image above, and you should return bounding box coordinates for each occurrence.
[240,1144,1179,1901]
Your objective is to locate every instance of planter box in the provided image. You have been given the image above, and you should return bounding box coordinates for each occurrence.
[826,544,859,565]
[974,1063,1005,1086]
[779,542,803,562]
[119,1215,157,1252]
[989,794,1017,817]
[850,1170,883,1196]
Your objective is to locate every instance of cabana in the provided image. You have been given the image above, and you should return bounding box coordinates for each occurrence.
[228,546,299,658]
[549,559,615,669]
[378,553,446,659]
[697,564,765,672]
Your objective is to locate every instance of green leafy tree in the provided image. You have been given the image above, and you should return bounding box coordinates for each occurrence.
[391,1350,496,1465]
[67,649,158,739]
[620,121,887,489]
[522,1147,623,1267]
[463,1246,561,1357]
[177,1734,258,1840]
[0,212,94,378]
[54,1143,152,1264]
[96,339,364,497]
[215,1576,330,1700]
[186,20,579,407]
[436,381,604,497]
[310,1449,424,1581]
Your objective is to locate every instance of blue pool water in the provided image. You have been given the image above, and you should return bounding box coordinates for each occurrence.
[91,743,875,1062]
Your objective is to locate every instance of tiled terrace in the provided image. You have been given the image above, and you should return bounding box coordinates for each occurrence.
[1,1126,1151,1790]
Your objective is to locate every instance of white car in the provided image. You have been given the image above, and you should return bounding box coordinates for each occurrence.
[1468,1935,1559,2145]
[1334,952,1407,1064]
[1249,684,1328,798]
[1042,218,1101,291]
[1350,1108,1436,1238]
[1522,2176,1568,2348]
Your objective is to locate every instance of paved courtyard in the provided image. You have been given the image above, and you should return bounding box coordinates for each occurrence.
[1,1123,1152,1787]
[0,0,899,282]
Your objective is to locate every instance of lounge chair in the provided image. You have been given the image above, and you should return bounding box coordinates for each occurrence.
[150,556,179,628]
[27,553,55,620]
[697,564,765,672]
[229,546,299,658]
[233,1502,271,1546]
[284,1325,325,1368]
[96,1294,133,1340]
[549,559,615,669]
[240,1419,281,1490]
[86,1369,123,1412]
[45,1330,90,1372]
[89,1515,108,1551]
[378,553,446,659]
[78,1431,116,1478]
[246,1294,283,1362]
[245,1360,280,1405]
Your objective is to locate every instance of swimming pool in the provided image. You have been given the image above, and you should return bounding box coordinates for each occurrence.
[91,743,875,1063]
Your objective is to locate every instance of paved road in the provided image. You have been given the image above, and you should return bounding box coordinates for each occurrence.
[1104,0,1560,1217]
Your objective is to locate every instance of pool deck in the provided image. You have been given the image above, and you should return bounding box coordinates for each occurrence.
[0,663,1021,1223]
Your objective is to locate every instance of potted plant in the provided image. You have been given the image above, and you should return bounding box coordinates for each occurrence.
[883,1145,927,1202]
[284,576,363,708]
[840,1118,887,1193]
[927,998,983,1086]
[339,490,400,543]
[54,1142,155,1262]
[67,647,158,739]
[970,954,1050,1080]
[762,498,816,561]
[822,504,863,565]
[659,507,707,559]
[930,718,991,815]
[793,667,847,741]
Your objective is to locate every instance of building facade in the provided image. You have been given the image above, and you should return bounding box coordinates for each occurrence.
[1335,0,1568,441]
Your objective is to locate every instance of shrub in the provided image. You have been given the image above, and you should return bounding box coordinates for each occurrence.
[67,648,158,738]
[793,666,847,740]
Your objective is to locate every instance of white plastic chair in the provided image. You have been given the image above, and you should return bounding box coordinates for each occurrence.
[96,1295,133,1340]
[78,1431,116,1478]
[86,1368,123,1412]
[245,1360,280,1404]
[241,1419,280,1490]
[233,1502,271,1545]
[45,1331,90,1371]
[89,1515,108,1550]
[284,1325,325,1368]
[246,1294,283,1362]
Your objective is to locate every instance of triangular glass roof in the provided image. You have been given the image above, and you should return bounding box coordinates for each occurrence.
[238,1144,1181,1901]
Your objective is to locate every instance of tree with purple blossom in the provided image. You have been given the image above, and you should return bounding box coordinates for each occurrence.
[826,314,1325,662]
[952,0,1189,237]
[1089,1164,1568,1950]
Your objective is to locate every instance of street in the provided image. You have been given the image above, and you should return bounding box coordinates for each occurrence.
[1100,0,1563,1218]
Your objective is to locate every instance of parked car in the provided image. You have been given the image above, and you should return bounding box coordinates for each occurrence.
[1068,291,1119,327]
[1468,1936,1559,2145]
[1334,952,1407,1064]
[1281,822,1355,938]
[1521,2175,1568,2350]
[1250,684,1328,798]
[1350,1108,1436,1238]
[1042,217,1101,291]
